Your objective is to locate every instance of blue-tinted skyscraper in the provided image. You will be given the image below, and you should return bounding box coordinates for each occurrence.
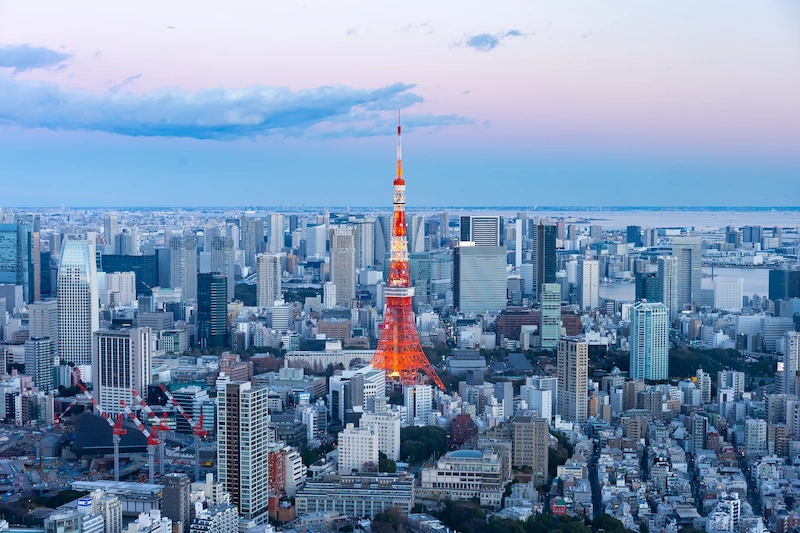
[630,301,669,381]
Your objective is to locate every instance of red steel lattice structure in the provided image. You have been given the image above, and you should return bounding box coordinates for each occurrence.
[370,113,445,390]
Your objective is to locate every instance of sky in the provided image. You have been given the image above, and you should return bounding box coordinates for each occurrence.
[0,0,799,207]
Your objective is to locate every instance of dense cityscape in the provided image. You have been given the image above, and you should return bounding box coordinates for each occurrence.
[1,2,799,533]
[0,118,799,533]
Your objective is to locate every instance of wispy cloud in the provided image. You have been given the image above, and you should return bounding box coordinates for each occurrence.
[457,30,531,52]
[109,73,142,93]
[0,71,474,140]
[346,28,357,36]
[581,32,594,38]
[397,22,433,34]
[0,44,73,73]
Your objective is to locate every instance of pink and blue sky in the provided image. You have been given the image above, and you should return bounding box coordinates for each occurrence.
[0,1,798,207]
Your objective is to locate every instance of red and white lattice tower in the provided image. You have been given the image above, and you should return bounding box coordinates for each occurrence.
[370,113,445,390]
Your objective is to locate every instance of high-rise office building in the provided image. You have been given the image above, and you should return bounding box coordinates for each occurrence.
[0,215,39,304]
[103,214,119,254]
[533,224,556,302]
[577,259,599,311]
[658,256,680,321]
[25,337,56,392]
[540,283,561,350]
[742,226,762,244]
[626,225,643,247]
[58,236,99,367]
[218,381,270,522]
[459,216,501,247]
[162,474,192,533]
[305,224,327,259]
[353,220,375,268]
[373,216,391,265]
[29,299,58,356]
[330,227,356,306]
[267,214,284,253]
[408,215,426,254]
[453,243,507,314]
[672,237,702,308]
[256,253,281,309]
[557,336,588,423]
[635,271,660,302]
[210,236,235,303]
[239,214,260,268]
[170,236,197,300]
[629,301,669,381]
[92,327,152,415]
[714,278,744,311]
[198,273,227,348]
[440,211,449,245]
[323,282,336,310]
[769,269,800,301]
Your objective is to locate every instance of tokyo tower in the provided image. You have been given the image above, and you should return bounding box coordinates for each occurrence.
[370,113,445,391]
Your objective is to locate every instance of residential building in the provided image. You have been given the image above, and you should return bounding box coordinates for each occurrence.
[24,337,56,392]
[360,411,401,461]
[557,337,588,423]
[162,474,191,533]
[577,259,598,311]
[210,236,235,303]
[658,256,680,321]
[512,416,549,486]
[189,505,237,533]
[256,253,281,308]
[338,423,378,473]
[533,224,556,302]
[629,301,669,381]
[404,384,432,426]
[217,382,270,522]
[330,227,356,306]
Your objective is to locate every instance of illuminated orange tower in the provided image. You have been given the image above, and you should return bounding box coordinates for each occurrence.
[370,113,445,390]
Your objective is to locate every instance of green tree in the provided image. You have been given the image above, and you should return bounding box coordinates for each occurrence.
[379,451,397,473]
[400,426,447,464]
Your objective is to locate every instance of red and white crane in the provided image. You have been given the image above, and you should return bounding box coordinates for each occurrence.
[158,384,209,481]
[132,388,173,476]
[120,400,161,484]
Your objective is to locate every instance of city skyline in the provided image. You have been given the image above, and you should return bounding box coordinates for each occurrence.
[1,1,799,206]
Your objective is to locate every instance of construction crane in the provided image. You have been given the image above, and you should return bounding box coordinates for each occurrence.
[110,414,127,482]
[132,389,172,476]
[120,400,161,484]
[158,384,209,481]
[53,368,85,428]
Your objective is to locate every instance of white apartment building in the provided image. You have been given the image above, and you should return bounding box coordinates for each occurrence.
[338,424,378,474]
[404,384,432,426]
[360,411,401,461]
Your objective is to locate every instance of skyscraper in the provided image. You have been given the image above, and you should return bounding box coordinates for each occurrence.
[170,236,197,300]
[305,224,327,259]
[782,332,800,396]
[103,213,119,254]
[330,227,356,306]
[198,273,227,348]
[267,214,284,253]
[239,214,260,268]
[210,236,235,303]
[373,216,391,265]
[218,381,270,522]
[0,215,39,304]
[540,283,561,350]
[629,301,669,381]
[672,237,702,309]
[25,337,56,392]
[453,243,507,314]
[532,224,556,302]
[577,259,599,311]
[557,336,588,423]
[635,271,660,302]
[626,225,643,247]
[58,236,99,368]
[408,215,425,253]
[459,216,501,247]
[92,327,152,416]
[256,253,281,309]
[658,256,680,321]
[353,220,375,269]
[29,299,58,357]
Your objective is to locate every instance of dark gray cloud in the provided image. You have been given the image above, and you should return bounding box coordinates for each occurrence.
[458,30,530,52]
[0,72,474,140]
[0,44,73,73]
